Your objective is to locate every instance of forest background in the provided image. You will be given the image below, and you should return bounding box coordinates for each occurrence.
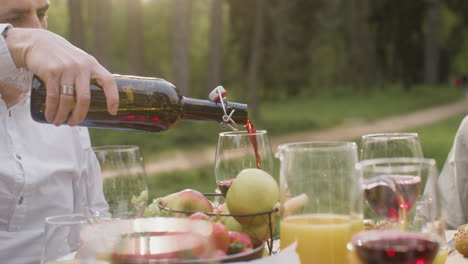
[46,0,468,195]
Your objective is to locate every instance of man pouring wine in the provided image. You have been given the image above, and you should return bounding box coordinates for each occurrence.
[0,0,118,263]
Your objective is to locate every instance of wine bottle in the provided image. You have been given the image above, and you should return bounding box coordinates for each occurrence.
[30,75,248,133]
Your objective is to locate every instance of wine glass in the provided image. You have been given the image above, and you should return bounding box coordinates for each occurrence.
[214,130,274,196]
[84,145,148,219]
[40,214,88,264]
[352,158,446,264]
[360,133,423,161]
[275,141,363,264]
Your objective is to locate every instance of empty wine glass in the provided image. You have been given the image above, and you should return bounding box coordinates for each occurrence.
[214,130,274,196]
[352,158,446,264]
[84,145,148,219]
[40,214,88,264]
[360,133,423,161]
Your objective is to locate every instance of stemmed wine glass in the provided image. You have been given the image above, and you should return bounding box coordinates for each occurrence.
[214,130,274,196]
[82,145,149,220]
[352,158,446,264]
[360,133,423,161]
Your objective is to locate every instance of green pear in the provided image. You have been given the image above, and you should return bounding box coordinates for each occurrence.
[226,168,279,226]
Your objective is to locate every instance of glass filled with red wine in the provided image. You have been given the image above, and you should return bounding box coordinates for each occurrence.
[360,133,423,161]
[351,158,447,264]
[214,129,273,197]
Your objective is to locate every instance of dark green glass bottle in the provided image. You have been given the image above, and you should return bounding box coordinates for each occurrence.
[30,75,248,133]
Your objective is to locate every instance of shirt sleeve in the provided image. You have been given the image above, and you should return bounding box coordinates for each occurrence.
[0,23,33,92]
[439,115,468,229]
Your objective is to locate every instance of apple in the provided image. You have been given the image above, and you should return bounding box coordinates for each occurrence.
[157,189,213,217]
[226,168,279,226]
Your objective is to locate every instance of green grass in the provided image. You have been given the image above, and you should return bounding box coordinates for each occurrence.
[89,85,462,160]
[145,113,466,200]
[413,114,465,168]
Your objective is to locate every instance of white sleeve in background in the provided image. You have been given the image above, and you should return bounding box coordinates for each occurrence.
[0,23,33,92]
[439,115,468,229]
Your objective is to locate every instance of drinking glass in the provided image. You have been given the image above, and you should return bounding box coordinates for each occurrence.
[360,133,423,161]
[353,158,446,264]
[85,145,148,219]
[214,130,274,196]
[40,214,88,264]
[275,141,363,264]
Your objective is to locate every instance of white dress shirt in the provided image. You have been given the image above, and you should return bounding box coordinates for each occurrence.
[439,115,468,229]
[0,24,107,264]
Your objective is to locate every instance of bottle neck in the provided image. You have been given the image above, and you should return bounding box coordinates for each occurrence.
[182,97,248,125]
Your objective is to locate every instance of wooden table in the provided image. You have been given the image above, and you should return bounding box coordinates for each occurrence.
[447,230,468,263]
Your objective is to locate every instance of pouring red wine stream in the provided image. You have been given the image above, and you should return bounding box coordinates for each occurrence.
[217,120,261,196]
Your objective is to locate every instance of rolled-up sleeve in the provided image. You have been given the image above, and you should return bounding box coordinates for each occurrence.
[0,24,33,91]
[0,24,21,79]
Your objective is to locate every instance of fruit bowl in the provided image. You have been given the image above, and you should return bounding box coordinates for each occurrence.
[155,193,278,254]
[78,217,267,264]
[108,242,265,264]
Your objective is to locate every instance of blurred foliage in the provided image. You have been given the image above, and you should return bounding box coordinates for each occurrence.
[46,0,467,171]
[47,0,468,100]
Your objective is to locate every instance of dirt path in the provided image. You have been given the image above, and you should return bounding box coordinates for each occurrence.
[145,95,468,175]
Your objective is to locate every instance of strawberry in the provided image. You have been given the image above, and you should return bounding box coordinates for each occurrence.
[188,212,211,221]
[211,222,230,252]
[229,231,253,248]
[227,231,254,255]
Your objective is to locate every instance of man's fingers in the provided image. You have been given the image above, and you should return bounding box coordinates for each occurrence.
[68,73,91,126]
[44,76,61,123]
[53,72,75,126]
[93,67,119,115]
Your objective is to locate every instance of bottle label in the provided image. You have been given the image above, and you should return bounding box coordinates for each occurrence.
[121,85,135,105]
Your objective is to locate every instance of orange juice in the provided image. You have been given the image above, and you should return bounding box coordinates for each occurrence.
[281,214,363,264]
[432,247,448,264]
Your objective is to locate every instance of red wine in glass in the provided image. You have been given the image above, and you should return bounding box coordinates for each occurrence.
[217,178,235,197]
[364,174,421,220]
[353,231,439,264]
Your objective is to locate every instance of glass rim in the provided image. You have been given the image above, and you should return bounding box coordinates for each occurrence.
[358,157,437,174]
[277,141,357,152]
[219,130,268,137]
[45,214,88,225]
[89,145,140,153]
[361,132,419,140]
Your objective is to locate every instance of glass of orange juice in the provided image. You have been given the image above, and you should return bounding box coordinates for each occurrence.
[276,142,363,264]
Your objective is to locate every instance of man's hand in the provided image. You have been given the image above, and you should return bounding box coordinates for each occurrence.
[5,28,119,126]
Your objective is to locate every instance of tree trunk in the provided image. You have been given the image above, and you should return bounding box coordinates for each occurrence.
[128,0,144,75]
[68,0,85,48]
[171,0,192,96]
[206,0,224,94]
[94,0,112,68]
[424,0,440,84]
[247,0,265,121]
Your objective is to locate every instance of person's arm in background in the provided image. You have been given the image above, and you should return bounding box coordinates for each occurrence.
[439,115,468,229]
[0,23,119,126]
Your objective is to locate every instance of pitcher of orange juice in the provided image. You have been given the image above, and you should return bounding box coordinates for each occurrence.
[276,142,363,264]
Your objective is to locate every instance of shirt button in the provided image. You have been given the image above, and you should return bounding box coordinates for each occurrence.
[18,196,23,205]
